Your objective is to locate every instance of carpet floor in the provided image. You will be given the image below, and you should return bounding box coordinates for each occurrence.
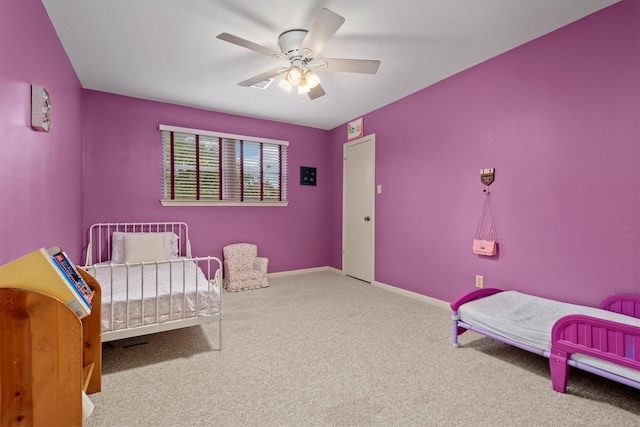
[85,271,640,426]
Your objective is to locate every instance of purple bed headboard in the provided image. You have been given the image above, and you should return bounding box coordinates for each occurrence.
[600,294,640,319]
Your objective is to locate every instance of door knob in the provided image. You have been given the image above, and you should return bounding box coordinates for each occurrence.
[364,216,371,221]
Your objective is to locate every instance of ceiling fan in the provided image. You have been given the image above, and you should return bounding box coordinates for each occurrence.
[216,8,381,100]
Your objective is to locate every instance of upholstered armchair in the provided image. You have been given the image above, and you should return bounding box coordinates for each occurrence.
[222,243,269,291]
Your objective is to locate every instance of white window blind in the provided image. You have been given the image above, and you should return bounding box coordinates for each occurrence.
[161,125,288,205]
[221,138,241,201]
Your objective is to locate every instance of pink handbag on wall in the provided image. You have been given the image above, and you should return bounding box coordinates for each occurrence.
[473,192,498,256]
[473,238,496,256]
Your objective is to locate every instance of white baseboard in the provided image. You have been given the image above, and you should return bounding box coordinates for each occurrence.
[267,266,341,278]
[268,267,449,309]
[373,280,450,310]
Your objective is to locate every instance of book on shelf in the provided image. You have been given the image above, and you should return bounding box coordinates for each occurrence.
[0,247,91,319]
[50,248,93,301]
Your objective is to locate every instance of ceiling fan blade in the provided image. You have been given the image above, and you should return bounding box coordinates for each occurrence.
[238,67,289,87]
[299,8,345,59]
[308,84,326,100]
[217,32,286,60]
[312,58,381,74]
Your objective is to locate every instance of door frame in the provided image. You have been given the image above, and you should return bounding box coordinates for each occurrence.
[342,133,376,282]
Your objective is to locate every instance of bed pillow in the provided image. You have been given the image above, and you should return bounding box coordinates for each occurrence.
[111,232,179,263]
[123,233,168,263]
[111,232,126,263]
[165,233,180,258]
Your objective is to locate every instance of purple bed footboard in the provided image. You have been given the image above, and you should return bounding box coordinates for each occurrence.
[451,289,640,393]
[550,314,640,392]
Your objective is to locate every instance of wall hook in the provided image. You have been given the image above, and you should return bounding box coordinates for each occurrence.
[480,168,495,187]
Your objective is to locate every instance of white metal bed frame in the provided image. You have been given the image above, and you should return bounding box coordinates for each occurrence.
[81,222,222,347]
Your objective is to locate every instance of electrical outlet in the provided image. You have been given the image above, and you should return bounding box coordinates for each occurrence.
[475,275,484,288]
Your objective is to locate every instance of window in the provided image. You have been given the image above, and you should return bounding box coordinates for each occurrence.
[160,125,288,206]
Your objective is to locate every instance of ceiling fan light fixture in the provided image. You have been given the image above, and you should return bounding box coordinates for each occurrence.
[297,84,311,94]
[304,70,320,89]
[298,73,312,94]
[286,66,303,85]
[278,79,293,92]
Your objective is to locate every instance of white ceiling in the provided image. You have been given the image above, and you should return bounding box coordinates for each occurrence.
[41,0,619,130]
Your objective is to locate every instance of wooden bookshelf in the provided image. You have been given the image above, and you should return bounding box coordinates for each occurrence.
[0,270,101,427]
[79,268,102,394]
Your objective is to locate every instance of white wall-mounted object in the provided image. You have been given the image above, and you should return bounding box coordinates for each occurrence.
[31,85,51,132]
[347,117,363,141]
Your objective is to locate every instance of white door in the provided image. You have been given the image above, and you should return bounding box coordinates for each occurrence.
[343,134,375,282]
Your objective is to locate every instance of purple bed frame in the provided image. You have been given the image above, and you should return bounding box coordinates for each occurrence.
[451,288,640,393]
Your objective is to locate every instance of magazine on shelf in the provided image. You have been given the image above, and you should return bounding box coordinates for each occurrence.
[50,248,93,301]
[0,247,91,319]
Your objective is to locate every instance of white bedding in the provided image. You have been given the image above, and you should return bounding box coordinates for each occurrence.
[88,261,221,333]
[458,291,640,382]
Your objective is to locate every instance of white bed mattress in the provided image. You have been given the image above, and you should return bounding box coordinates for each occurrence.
[459,291,640,382]
[89,261,221,333]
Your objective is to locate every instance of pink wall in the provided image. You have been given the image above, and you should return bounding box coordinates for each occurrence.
[81,91,330,272]
[0,0,83,264]
[328,0,640,306]
[3,0,637,307]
